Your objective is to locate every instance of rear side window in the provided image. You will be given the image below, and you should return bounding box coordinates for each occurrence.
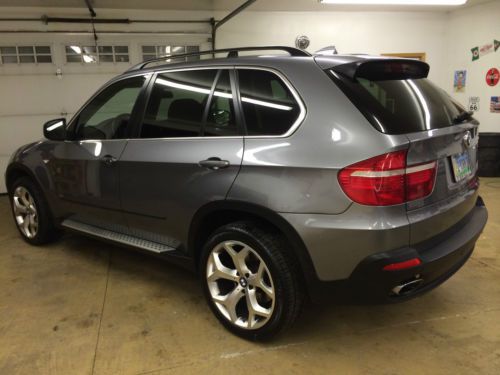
[237,69,301,136]
[329,71,465,135]
[141,69,217,138]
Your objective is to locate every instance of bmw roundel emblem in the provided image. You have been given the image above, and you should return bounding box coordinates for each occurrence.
[463,131,472,149]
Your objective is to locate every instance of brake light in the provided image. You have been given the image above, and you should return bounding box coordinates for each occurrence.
[338,150,437,206]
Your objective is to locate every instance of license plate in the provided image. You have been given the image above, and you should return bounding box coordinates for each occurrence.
[451,152,472,182]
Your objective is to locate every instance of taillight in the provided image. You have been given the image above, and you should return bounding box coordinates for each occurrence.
[405,162,437,201]
[338,150,436,206]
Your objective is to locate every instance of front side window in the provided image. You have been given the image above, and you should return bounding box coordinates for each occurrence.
[74,76,146,140]
[140,69,217,138]
[237,69,301,136]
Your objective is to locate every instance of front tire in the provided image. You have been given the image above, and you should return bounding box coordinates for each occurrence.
[200,221,304,340]
[9,177,59,245]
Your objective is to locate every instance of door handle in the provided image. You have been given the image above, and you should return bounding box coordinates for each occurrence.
[199,157,230,170]
[101,155,117,165]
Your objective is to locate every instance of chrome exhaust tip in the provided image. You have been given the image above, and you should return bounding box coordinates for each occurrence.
[392,278,424,296]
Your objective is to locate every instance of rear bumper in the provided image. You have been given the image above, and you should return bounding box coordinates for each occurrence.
[308,196,488,303]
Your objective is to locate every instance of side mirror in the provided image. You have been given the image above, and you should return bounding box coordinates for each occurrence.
[213,110,230,126]
[43,118,67,141]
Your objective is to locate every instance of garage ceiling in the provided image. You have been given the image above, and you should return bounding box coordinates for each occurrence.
[0,0,494,11]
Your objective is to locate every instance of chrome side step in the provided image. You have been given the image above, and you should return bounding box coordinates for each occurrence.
[61,219,176,254]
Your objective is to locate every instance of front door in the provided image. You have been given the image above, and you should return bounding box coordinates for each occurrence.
[46,75,148,229]
[119,68,244,248]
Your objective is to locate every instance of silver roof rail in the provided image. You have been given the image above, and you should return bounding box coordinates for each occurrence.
[126,46,311,72]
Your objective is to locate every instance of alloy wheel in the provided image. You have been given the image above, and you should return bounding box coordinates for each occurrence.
[13,186,38,239]
[206,240,275,330]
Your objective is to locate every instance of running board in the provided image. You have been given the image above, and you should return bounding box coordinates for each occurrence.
[61,219,176,254]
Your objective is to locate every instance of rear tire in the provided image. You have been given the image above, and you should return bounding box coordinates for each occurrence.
[9,177,59,245]
[200,221,304,341]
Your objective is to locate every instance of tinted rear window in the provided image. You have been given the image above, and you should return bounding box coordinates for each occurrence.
[329,70,465,135]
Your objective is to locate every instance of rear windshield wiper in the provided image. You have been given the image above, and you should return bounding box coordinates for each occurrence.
[452,110,474,124]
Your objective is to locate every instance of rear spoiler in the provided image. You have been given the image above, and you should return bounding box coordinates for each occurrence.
[328,58,430,81]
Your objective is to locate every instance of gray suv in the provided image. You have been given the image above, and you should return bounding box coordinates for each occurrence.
[5,46,488,340]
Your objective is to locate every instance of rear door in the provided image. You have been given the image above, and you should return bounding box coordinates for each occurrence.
[119,68,244,248]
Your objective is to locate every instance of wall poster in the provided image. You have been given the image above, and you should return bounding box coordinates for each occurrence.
[491,96,500,114]
[454,70,467,92]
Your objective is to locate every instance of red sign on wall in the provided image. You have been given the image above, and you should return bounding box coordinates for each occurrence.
[486,68,499,87]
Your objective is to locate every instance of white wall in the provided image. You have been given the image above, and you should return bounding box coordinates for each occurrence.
[215,10,449,87]
[445,1,500,133]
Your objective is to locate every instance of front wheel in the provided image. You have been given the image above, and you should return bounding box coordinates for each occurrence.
[200,222,304,340]
[10,177,59,245]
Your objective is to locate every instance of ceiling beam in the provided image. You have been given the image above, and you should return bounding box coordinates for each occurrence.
[212,0,257,49]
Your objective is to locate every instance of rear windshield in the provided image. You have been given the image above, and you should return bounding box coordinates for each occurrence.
[329,70,466,135]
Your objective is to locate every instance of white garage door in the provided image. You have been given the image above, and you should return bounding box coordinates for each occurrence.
[0,33,209,193]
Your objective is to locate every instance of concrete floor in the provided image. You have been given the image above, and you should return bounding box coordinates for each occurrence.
[1,180,500,375]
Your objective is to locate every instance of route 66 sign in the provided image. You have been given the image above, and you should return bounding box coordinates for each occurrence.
[469,96,480,112]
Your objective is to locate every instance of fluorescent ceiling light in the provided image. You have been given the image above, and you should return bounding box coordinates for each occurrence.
[82,54,96,63]
[70,45,82,54]
[241,97,293,111]
[156,78,231,98]
[156,78,292,111]
[319,0,466,5]
[156,78,211,94]
[406,80,431,129]
[46,120,64,131]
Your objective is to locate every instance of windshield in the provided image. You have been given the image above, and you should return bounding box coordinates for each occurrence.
[329,70,467,135]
